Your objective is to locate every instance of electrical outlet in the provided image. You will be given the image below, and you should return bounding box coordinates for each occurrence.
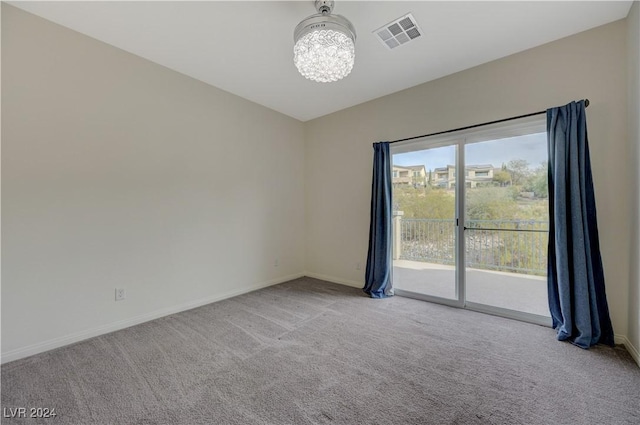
[274,259,279,267]
[356,262,361,270]
[115,288,126,301]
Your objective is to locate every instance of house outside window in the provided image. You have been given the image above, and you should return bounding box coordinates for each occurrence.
[392,165,427,187]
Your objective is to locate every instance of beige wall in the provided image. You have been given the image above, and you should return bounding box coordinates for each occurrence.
[627,1,640,363]
[305,20,630,339]
[1,5,305,361]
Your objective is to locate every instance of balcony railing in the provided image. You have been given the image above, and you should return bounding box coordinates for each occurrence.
[397,218,548,275]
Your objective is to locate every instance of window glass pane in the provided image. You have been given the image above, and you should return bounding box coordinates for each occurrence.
[465,132,550,317]
[392,145,457,300]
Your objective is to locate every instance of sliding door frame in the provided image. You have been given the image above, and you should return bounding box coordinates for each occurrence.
[390,116,552,327]
[392,135,465,309]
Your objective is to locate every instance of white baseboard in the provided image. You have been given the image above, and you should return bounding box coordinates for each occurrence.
[1,272,305,364]
[304,272,363,289]
[616,334,640,368]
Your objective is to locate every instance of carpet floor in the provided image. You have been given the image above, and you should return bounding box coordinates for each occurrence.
[2,277,639,424]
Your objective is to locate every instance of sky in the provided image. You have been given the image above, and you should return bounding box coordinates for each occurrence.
[393,132,547,171]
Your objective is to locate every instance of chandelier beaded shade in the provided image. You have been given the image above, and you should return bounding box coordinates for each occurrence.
[293,1,356,83]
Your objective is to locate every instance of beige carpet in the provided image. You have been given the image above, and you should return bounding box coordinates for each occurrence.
[2,277,639,424]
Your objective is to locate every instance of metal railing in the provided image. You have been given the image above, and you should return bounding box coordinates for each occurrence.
[398,218,548,275]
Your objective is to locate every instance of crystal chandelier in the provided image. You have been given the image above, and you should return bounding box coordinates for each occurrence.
[293,1,356,83]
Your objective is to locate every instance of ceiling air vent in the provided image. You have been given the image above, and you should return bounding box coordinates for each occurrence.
[373,13,422,50]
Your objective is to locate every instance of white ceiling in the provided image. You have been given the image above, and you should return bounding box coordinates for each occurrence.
[9,1,633,122]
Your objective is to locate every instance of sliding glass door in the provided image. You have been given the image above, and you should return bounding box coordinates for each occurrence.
[464,134,549,318]
[391,144,459,303]
[391,118,551,324]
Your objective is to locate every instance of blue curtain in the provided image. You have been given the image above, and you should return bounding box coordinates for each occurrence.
[364,142,393,298]
[547,100,614,348]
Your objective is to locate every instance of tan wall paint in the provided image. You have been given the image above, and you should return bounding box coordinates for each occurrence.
[627,1,640,363]
[305,20,630,338]
[1,5,305,360]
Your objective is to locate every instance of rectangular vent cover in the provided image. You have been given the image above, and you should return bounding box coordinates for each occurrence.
[373,13,422,50]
